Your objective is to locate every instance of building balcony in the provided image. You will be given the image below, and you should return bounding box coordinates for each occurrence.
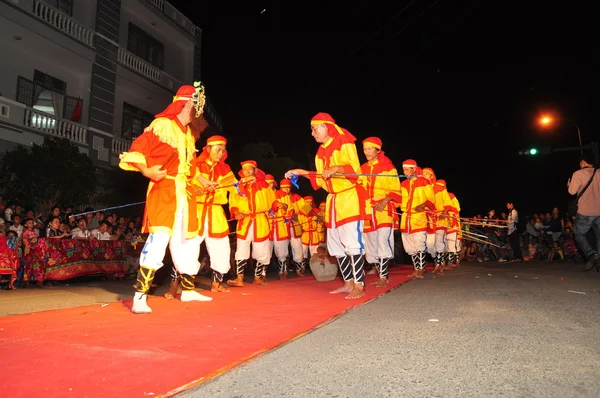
[116,45,182,91]
[0,94,131,166]
[31,0,94,47]
[144,0,198,39]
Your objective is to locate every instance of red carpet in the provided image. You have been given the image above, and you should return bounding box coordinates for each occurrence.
[0,267,414,397]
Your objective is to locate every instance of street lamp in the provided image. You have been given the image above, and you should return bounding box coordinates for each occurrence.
[538,115,583,156]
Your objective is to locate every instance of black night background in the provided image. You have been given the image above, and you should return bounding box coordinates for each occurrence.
[172,0,596,217]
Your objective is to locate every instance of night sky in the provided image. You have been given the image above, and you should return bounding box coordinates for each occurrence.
[171,0,596,217]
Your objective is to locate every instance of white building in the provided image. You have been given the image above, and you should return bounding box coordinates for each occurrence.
[0,0,222,169]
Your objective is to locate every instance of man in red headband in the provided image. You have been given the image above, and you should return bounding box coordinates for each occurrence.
[286,113,368,299]
[445,190,462,266]
[422,169,455,274]
[271,178,295,279]
[265,174,277,190]
[317,202,327,244]
[361,137,402,287]
[192,135,239,292]
[228,160,282,286]
[399,159,435,279]
[119,83,214,313]
[274,178,306,278]
[299,196,321,261]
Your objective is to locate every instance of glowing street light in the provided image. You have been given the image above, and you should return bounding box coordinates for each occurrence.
[538,114,583,156]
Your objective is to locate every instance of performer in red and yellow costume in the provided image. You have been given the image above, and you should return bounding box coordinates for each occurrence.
[276,179,306,276]
[265,174,277,190]
[228,160,281,286]
[286,113,368,299]
[399,159,435,279]
[361,137,401,287]
[272,178,295,279]
[317,201,327,244]
[193,135,238,292]
[445,188,462,266]
[119,83,213,313]
[422,168,454,274]
[299,196,321,260]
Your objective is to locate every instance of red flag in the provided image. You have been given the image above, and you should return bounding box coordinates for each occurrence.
[70,98,81,122]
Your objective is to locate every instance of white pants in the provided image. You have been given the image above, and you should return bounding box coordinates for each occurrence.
[446,231,458,252]
[365,227,394,261]
[290,236,304,263]
[302,243,319,259]
[273,238,290,262]
[426,230,447,255]
[139,203,201,275]
[198,220,231,274]
[235,220,272,264]
[327,221,364,257]
[401,231,427,255]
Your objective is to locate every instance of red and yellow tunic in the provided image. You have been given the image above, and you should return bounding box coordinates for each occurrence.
[447,192,462,235]
[272,190,294,241]
[299,207,320,246]
[361,155,402,232]
[309,138,367,228]
[316,208,326,243]
[119,117,198,239]
[193,159,237,238]
[432,182,454,232]
[230,181,278,242]
[400,177,435,234]
[289,194,305,238]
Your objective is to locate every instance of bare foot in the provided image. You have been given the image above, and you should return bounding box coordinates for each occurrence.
[211,282,230,292]
[164,292,175,299]
[375,278,388,288]
[345,285,365,299]
[408,270,419,278]
[329,282,354,294]
[227,276,244,287]
[279,271,288,280]
[414,269,425,279]
[254,276,264,285]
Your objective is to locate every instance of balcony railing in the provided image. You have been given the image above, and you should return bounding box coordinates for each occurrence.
[23,108,88,144]
[112,137,132,155]
[117,47,161,83]
[32,0,94,47]
[145,0,197,37]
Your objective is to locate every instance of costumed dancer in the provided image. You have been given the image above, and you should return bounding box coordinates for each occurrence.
[193,135,238,292]
[317,202,327,244]
[272,179,295,279]
[361,137,401,287]
[299,196,321,260]
[286,112,368,299]
[119,83,212,314]
[228,160,281,286]
[445,188,462,266]
[422,169,454,274]
[399,159,435,279]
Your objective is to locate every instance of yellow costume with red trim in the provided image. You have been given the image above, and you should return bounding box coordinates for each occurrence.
[230,161,278,242]
[317,202,326,243]
[119,112,198,239]
[361,138,401,232]
[193,136,237,238]
[308,117,367,228]
[399,174,435,234]
[299,197,320,246]
[272,180,295,241]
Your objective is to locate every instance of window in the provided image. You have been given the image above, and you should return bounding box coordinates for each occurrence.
[45,0,73,16]
[17,74,82,122]
[122,103,154,140]
[127,23,165,70]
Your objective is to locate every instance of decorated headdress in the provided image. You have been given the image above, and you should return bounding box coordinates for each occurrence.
[402,159,422,176]
[155,81,206,120]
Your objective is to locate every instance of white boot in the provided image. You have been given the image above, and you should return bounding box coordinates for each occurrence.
[131,292,152,314]
[181,290,213,302]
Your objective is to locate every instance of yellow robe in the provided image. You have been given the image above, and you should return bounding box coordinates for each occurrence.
[309,137,367,227]
[400,176,435,234]
[361,157,402,232]
[230,182,278,242]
